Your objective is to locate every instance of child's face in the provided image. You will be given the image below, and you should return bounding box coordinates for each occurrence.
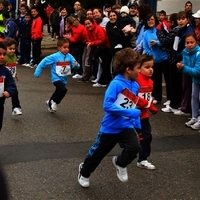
[20,7,26,15]
[7,44,16,56]
[121,12,128,17]
[0,3,4,11]
[177,16,188,28]
[185,36,197,51]
[126,64,141,80]
[31,9,38,17]
[25,15,31,21]
[58,42,69,55]
[140,60,154,77]
[0,48,6,65]
[159,14,165,21]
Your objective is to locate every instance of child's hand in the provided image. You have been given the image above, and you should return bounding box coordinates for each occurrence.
[2,91,10,98]
[74,61,78,66]
[177,62,184,69]
[86,42,91,49]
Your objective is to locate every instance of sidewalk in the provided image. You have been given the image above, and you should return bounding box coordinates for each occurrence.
[41,31,57,49]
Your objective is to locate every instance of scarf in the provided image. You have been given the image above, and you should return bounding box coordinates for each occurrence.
[60,15,65,37]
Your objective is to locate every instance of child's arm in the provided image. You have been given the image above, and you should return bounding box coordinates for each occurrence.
[69,54,80,69]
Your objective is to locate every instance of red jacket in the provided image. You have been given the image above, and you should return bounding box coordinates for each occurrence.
[69,24,88,44]
[136,73,158,119]
[86,23,110,49]
[31,15,43,40]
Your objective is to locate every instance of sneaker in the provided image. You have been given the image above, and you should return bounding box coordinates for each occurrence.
[72,74,83,79]
[50,100,57,111]
[78,78,90,82]
[22,63,28,67]
[51,38,55,41]
[137,160,155,170]
[185,118,198,127]
[114,44,123,49]
[112,156,128,182]
[92,83,107,88]
[153,100,161,104]
[174,110,190,116]
[191,121,200,130]
[163,100,170,106]
[161,106,179,113]
[46,100,55,113]
[12,107,22,116]
[78,162,90,188]
[91,78,98,83]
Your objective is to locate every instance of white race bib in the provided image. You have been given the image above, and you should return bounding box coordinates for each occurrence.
[6,62,17,78]
[0,76,5,97]
[115,88,139,109]
[56,61,71,76]
[138,86,153,108]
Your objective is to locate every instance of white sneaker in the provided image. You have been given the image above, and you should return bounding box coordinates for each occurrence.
[22,63,28,67]
[72,74,83,79]
[78,162,90,188]
[12,107,22,115]
[51,38,55,41]
[50,100,57,111]
[161,106,179,113]
[174,110,190,116]
[114,44,123,49]
[153,100,161,104]
[185,118,198,127]
[112,156,128,182]
[163,100,170,106]
[137,160,155,170]
[91,78,98,83]
[191,121,200,130]
[46,100,55,113]
[92,83,107,87]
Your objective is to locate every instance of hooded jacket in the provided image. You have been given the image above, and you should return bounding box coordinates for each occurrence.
[100,74,148,134]
[180,45,200,84]
[31,15,43,40]
[4,18,17,39]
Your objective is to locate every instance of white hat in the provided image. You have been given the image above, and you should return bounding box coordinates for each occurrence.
[192,10,200,18]
[120,6,129,14]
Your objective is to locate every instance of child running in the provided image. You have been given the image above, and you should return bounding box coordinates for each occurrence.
[34,38,79,112]
[0,42,16,131]
[177,33,200,129]
[3,37,22,115]
[78,48,148,188]
[136,55,158,170]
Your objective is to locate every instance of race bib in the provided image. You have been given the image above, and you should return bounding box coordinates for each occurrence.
[115,88,139,109]
[0,76,5,97]
[173,36,179,51]
[56,61,71,76]
[138,86,153,108]
[6,62,17,78]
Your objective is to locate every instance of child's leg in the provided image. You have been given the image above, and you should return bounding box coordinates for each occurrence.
[81,132,118,178]
[137,118,152,162]
[50,81,68,104]
[191,83,200,119]
[117,128,140,167]
[11,87,21,109]
[0,103,4,131]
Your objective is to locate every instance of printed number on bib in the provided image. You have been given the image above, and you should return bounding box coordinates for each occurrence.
[6,62,17,78]
[0,76,5,97]
[56,62,71,76]
[115,88,139,109]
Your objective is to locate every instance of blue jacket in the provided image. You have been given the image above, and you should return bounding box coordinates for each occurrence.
[4,18,18,39]
[100,74,141,134]
[34,51,80,84]
[143,27,167,63]
[180,45,200,84]
[0,65,16,104]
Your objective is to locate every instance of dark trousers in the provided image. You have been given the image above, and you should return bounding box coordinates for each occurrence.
[169,62,182,109]
[51,25,57,38]
[0,102,4,131]
[32,38,42,65]
[98,48,112,85]
[91,47,101,78]
[181,74,192,113]
[81,128,140,178]
[19,37,25,64]
[136,118,152,162]
[50,81,68,104]
[152,60,170,102]
[24,39,31,64]
[11,86,21,109]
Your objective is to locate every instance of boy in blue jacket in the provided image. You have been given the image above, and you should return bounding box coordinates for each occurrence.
[0,42,16,131]
[78,48,148,188]
[34,38,79,112]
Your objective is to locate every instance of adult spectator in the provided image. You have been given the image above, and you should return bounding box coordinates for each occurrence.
[71,1,81,19]
[184,1,195,27]
[44,3,53,34]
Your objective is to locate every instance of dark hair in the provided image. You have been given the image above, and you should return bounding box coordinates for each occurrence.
[144,13,159,29]
[57,38,69,47]
[185,1,192,6]
[113,48,142,74]
[3,37,17,47]
[84,18,95,24]
[105,3,112,8]
[93,8,103,17]
[0,42,7,51]
[185,33,197,41]
[25,12,31,17]
[20,4,26,8]
[60,6,67,12]
[2,11,10,19]
[159,10,166,16]
[31,6,38,12]
[137,4,153,21]
[108,10,118,18]
[177,11,189,20]
[169,13,178,27]
[140,54,154,64]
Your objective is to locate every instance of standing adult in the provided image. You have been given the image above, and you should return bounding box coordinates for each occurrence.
[184,1,195,27]
[71,1,81,19]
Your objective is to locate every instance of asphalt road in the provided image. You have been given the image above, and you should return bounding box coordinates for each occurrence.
[0,49,200,200]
